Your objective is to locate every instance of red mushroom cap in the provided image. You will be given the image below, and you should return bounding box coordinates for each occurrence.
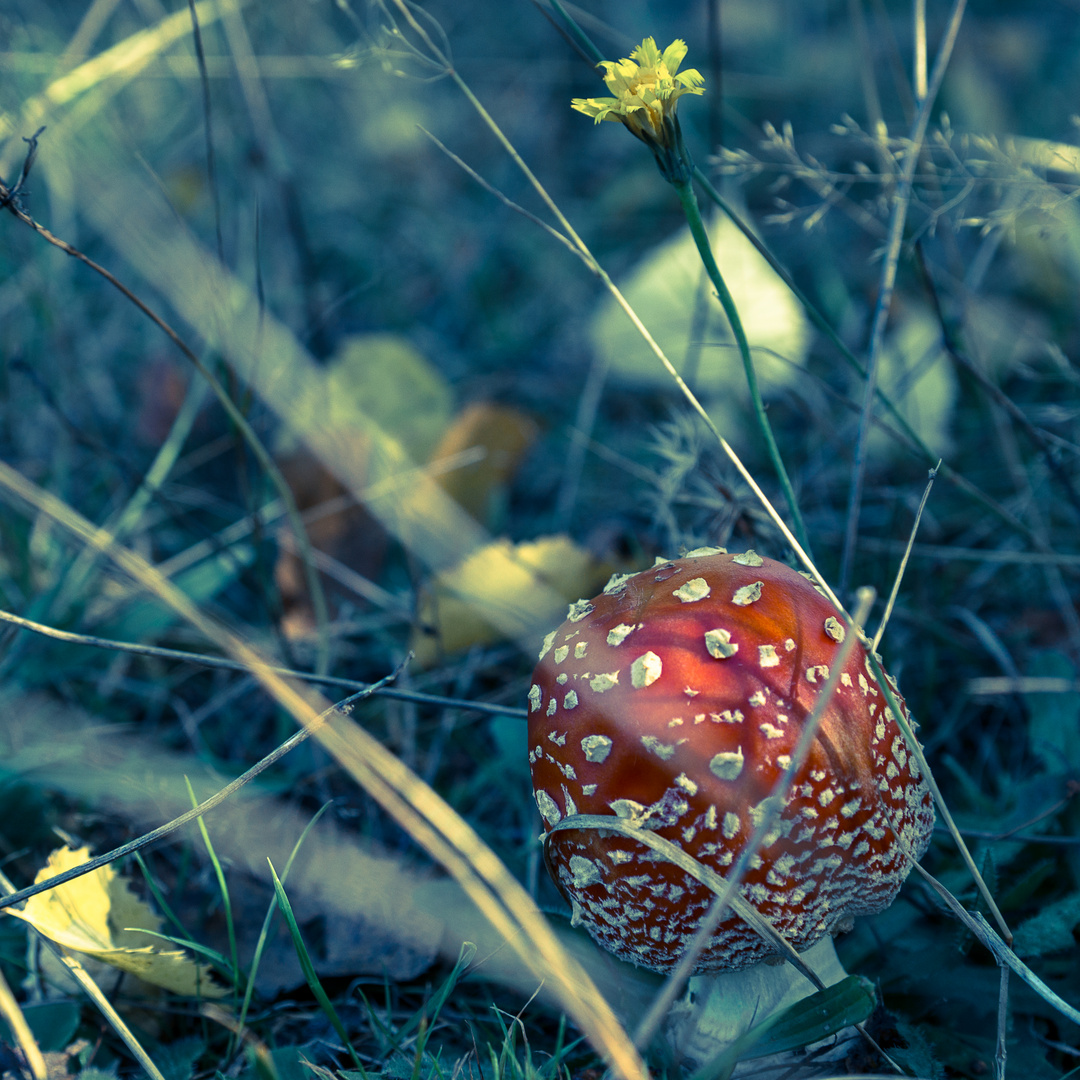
[528,549,934,974]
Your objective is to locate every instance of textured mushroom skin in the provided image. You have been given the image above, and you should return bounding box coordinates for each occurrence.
[528,550,935,974]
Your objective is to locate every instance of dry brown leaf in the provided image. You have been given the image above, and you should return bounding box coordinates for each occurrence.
[430,402,538,526]
[274,444,389,637]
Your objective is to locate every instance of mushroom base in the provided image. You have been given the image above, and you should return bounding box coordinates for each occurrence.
[664,935,851,1070]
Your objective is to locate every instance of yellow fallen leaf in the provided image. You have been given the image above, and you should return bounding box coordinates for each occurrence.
[411,534,611,665]
[6,846,227,998]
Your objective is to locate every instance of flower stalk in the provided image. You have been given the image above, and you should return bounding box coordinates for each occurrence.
[673,176,810,554]
[572,36,810,554]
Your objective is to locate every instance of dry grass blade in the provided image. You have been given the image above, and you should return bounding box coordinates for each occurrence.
[0,460,647,1080]
[545,815,823,987]
[0,964,46,1080]
[913,0,928,101]
[201,1002,277,1079]
[45,952,168,1080]
[967,676,1080,696]
[871,462,939,652]
[840,0,969,591]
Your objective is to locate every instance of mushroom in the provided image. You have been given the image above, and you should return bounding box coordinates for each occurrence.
[527,548,935,1065]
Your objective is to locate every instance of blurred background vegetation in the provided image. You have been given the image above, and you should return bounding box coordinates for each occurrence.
[1,0,1080,1077]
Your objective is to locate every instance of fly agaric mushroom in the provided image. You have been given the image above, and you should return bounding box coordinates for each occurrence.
[527,548,934,1063]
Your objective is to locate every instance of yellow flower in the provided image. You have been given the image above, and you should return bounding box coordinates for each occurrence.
[571,37,705,145]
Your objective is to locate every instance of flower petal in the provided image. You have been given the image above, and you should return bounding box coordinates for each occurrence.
[661,39,689,75]
[632,37,663,70]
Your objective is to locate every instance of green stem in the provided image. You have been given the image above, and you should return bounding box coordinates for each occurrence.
[547,0,605,64]
[673,177,810,556]
[691,166,933,457]
[693,168,860,378]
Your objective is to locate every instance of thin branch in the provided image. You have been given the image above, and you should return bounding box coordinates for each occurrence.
[0,607,526,718]
[0,665,404,914]
[0,126,45,210]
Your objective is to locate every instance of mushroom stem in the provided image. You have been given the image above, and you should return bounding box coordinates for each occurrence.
[664,935,850,1067]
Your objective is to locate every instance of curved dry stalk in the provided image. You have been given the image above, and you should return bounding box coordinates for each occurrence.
[868,653,1011,944]
[914,0,928,101]
[0,461,647,1080]
[629,586,876,1052]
